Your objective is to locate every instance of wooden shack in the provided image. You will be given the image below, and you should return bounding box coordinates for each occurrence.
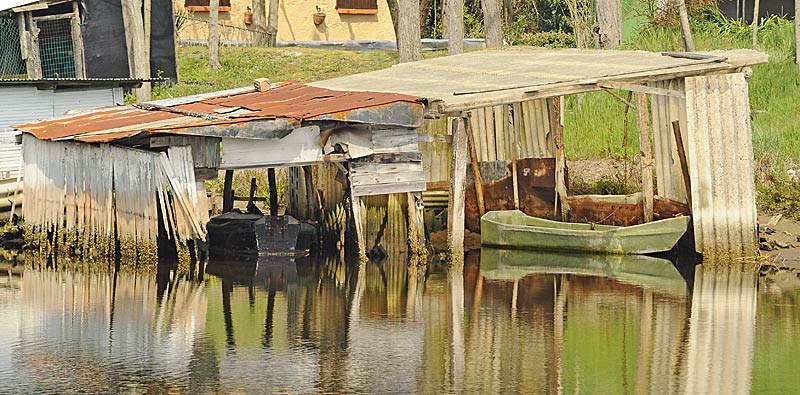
[13,82,427,266]
[311,47,768,262]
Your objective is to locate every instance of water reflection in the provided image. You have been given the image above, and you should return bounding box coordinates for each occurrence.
[0,253,797,394]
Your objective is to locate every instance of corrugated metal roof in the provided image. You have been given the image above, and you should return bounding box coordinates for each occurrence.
[684,73,757,257]
[13,84,424,143]
[310,48,768,113]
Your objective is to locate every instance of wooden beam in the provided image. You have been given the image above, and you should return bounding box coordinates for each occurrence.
[549,97,569,221]
[752,0,761,48]
[25,12,41,79]
[71,1,85,78]
[676,0,696,51]
[601,88,637,108]
[268,168,278,216]
[302,165,321,223]
[351,190,367,264]
[598,81,685,98]
[447,117,468,265]
[635,92,654,222]
[511,103,521,210]
[465,113,486,217]
[671,120,693,209]
[222,169,234,213]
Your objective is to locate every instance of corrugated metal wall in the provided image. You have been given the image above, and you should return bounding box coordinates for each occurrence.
[0,85,123,180]
[419,99,555,186]
[651,78,689,203]
[684,73,757,256]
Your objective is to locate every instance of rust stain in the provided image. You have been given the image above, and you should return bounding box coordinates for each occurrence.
[14,83,424,143]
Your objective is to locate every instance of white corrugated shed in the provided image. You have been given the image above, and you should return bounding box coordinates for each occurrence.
[684,73,758,256]
[0,84,123,179]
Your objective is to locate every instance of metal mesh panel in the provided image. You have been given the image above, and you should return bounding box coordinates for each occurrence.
[37,18,75,78]
[0,15,26,78]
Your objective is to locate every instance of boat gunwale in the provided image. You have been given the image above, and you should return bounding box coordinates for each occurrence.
[481,210,690,238]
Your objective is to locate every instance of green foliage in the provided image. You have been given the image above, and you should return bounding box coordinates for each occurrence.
[205,168,289,211]
[506,31,575,47]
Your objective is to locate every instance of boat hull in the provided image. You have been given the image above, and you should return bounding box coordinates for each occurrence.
[480,210,690,254]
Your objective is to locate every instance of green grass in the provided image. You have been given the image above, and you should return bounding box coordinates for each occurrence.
[153,46,401,99]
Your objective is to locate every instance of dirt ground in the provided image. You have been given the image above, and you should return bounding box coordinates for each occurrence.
[759,214,800,268]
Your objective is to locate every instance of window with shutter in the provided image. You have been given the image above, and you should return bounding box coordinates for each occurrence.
[336,0,378,14]
[185,0,232,12]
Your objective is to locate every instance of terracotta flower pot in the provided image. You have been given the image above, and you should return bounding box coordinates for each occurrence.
[313,12,326,25]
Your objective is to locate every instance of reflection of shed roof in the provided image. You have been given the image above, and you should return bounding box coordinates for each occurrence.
[310,48,768,114]
[13,83,423,143]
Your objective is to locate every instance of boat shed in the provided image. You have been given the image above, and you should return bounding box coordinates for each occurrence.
[311,47,768,261]
[13,82,426,266]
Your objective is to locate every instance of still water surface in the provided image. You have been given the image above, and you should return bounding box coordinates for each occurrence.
[0,250,798,394]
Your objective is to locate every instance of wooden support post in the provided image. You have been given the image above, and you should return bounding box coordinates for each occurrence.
[268,168,278,216]
[549,97,569,221]
[752,0,761,48]
[671,121,693,209]
[222,169,234,213]
[407,191,427,263]
[350,188,367,264]
[676,0,696,51]
[448,116,468,265]
[246,177,257,213]
[635,92,654,222]
[302,165,321,222]
[511,103,522,210]
[71,1,85,78]
[25,12,41,79]
[465,113,486,217]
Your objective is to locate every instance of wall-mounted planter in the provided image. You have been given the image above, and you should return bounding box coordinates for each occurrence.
[313,12,326,25]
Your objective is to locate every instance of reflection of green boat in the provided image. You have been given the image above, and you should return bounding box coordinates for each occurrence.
[480,210,690,254]
[479,248,688,295]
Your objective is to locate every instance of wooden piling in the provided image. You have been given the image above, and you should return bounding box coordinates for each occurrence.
[465,113,486,217]
[549,97,569,221]
[407,191,427,263]
[447,116,468,265]
[268,168,278,216]
[302,165,321,222]
[222,170,234,213]
[671,120,693,209]
[246,177,257,213]
[635,92,654,222]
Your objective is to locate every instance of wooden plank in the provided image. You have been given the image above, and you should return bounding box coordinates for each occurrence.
[635,92,654,222]
[351,193,367,263]
[484,107,496,161]
[466,113,486,217]
[671,120,692,213]
[448,117,468,264]
[549,97,569,221]
[26,12,41,79]
[511,103,522,210]
[493,106,505,160]
[352,180,427,196]
[598,81,685,98]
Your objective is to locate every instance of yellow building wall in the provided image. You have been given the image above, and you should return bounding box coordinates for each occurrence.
[176,0,396,42]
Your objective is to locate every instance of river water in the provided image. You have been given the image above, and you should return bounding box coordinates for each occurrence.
[0,250,797,394]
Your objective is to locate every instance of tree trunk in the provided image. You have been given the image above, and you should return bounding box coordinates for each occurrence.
[387,0,401,52]
[252,0,268,46]
[121,0,150,101]
[420,0,432,37]
[482,0,503,48]
[676,0,695,51]
[595,0,622,48]
[398,0,422,62]
[209,0,222,69]
[267,0,279,46]
[751,0,761,48]
[445,0,464,55]
[503,0,512,26]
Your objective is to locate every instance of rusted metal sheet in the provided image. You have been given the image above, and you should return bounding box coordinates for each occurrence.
[13,84,424,143]
[684,73,757,256]
[651,78,689,202]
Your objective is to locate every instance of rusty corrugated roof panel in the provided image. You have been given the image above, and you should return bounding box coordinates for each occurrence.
[14,83,424,143]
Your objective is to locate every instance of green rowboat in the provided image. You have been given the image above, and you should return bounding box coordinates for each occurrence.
[480,210,690,254]
[479,248,688,296]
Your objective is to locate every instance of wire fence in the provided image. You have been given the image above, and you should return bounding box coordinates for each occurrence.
[176,14,273,46]
[0,15,26,78]
[37,18,76,78]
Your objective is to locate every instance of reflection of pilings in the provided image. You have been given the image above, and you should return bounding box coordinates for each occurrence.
[634,290,653,394]
[222,279,235,347]
[683,266,757,395]
[553,275,567,395]
[449,269,465,392]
